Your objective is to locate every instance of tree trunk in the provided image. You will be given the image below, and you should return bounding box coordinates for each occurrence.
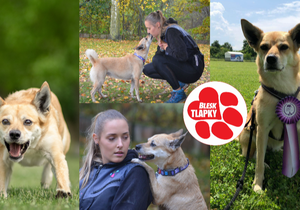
[110,0,120,40]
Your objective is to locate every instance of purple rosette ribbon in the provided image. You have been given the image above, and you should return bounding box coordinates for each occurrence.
[276,96,300,177]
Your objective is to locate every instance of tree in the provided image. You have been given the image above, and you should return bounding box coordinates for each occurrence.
[242,39,256,57]
[110,0,120,40]
[222,42,232,51]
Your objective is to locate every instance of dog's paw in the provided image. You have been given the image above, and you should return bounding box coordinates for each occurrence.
[131,158,142,164]
[55,190,72,199]
[253,184,264,194]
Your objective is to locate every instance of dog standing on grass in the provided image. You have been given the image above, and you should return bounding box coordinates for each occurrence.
[132,129,207,210]
[0,82,71,198]
[238,19,300,192]
[86,34,153,102]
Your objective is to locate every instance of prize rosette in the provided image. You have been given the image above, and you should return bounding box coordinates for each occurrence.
[275,96,300,177]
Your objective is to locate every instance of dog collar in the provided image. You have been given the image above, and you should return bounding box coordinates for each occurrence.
[134,53,145,64]
[261,83,300,100]
[156,158,189,176]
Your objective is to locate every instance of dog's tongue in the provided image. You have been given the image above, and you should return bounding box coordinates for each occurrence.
[9,143,21,157]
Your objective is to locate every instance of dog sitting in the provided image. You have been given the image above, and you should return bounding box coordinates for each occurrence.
[238,19,300,192]
[0,82,71,198]
[86,34,153,102]
[132,129,207,210]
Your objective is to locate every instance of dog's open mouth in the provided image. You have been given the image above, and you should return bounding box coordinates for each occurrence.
[138,154,155,161]
[4,140,30,159]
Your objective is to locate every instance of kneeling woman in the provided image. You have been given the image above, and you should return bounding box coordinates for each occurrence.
[80,109,153,210]
[144,10,205,103]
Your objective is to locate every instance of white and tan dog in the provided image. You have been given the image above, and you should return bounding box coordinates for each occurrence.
[132,129,207,210]
[0,82,71,198]
[238,19,300,192]
[86,34,153,102]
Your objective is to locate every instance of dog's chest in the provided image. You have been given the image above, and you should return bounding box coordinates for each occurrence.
[18,149,49,166]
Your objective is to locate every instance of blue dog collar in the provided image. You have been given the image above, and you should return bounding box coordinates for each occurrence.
[134,53,145,64]
[156,158,189,176]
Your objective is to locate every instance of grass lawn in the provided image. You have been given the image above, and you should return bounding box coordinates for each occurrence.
[79,38,210,103]
[211,60,259,109]
[210,60,300,209]
[0,143,79,210]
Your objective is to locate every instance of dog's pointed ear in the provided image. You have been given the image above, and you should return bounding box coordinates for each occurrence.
[32,81,51,115]
[289,23,300,51]
[170,129,183,138]
[241,19,263,51]
[169,131,188,150]
[134,44,144,50]
[0,97,6,107]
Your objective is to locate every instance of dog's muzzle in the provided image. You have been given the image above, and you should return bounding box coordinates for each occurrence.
[4,130,30,160]
[265,54,284,71]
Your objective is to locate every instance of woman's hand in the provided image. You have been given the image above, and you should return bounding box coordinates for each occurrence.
[158,40,168,51]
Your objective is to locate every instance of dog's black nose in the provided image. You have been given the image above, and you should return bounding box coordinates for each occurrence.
[135,144,141,151]
[9,130,21,140]
[266,54,278,65]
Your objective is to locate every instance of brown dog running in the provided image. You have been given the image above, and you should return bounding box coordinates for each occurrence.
[238,19,300,192]
[132,129,207,210]
[86,34,153,102]
[0,82,71,198]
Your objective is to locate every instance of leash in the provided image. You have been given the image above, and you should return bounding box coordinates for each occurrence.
[224,108,255,210]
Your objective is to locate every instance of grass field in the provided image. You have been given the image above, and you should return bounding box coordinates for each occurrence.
[210,60,300,209]
[211,60,259,109]
[0,143,79,210]
[79,38,210,103]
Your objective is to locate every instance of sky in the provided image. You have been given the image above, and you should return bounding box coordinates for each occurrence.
[210,0,300,51]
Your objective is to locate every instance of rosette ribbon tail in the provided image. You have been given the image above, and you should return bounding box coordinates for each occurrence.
[282,124,300,177]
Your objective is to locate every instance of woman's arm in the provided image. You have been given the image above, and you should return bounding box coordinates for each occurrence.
[111,166,153,210]
[165,28,188,61]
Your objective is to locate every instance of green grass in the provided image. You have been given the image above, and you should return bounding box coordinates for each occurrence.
[211,60,259,109]
[79,38,210,103]
[211,141,300,210]
[0,144,79,210]
[210,60,300,209]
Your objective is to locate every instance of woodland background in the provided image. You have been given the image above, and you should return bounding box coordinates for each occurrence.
[79,0,210,43]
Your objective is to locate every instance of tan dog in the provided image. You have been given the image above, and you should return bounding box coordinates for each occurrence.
[132,129,207,210]
[0,82,71,198]
[85,34,153,102]
[238,19,300,192]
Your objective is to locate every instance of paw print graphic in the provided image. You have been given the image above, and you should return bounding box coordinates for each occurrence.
[184,82,247,146]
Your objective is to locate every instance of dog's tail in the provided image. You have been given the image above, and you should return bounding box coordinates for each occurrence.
[85,49,98,65]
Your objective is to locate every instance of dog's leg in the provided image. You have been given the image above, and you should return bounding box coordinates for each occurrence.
[41,162,53,189]
[130,79,135,98]
[90,82,99,102]
[133,75,142,103]
[253,125,269,192]
[0,147,12,198]
[45,139,71,198]
[131,159,169,205]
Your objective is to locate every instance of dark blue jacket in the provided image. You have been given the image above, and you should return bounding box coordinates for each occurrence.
[80,150,153,210]
[158,24,204,69]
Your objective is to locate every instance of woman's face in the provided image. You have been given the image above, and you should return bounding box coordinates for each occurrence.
[145,20,160,38]
[93,119,130,164]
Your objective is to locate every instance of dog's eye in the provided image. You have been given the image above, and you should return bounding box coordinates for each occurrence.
[280,44,289,51]
[150,141,156,147]
[260,44,269,51]
[145,37,148,40]
[24,119,32,126]
[2,119,10,125]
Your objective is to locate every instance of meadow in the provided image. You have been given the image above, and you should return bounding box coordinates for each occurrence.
[79,38,210,103]
[210,61,300,209]
[0,143,79,210]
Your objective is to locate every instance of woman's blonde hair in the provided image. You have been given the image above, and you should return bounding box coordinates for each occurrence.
[145,10,169,42]
[79,109,129,189]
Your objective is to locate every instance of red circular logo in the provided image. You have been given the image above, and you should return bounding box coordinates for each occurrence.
[183,82,247,145]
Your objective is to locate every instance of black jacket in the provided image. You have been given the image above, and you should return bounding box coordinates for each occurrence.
[79,150,153,210]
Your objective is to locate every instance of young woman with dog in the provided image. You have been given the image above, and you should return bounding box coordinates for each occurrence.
[143,10,204,103]
[79,109,153,210]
